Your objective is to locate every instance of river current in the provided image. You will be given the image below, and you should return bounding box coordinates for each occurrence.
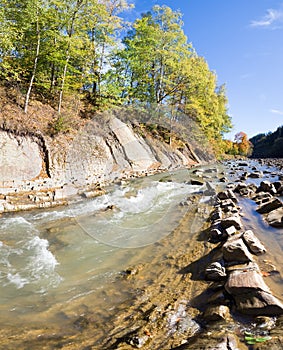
[0,168,208,330]
[1,161,283,349]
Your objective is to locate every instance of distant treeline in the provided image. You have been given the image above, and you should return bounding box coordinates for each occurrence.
[250,126,283,158]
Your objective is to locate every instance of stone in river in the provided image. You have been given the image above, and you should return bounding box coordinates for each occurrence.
[266,207,283,228]
[252,192,273,204]
[225,225,237,237]
[233,290,283,316]
[210,208,223,221]
[234,182,248,193]
[227,189,238,202]
[248,171,263,178]
[209,228,226,242]
[225,268,283,315]
[257,180,276,194]
[190,178,205,186]
[220,215,243,230]
[205,262,227,281]
[242,230,266,255]
[202,305,231,323]
[225,269,270,295]
[273,181,283,191]
[219,199,237,213]
[256,198,282,214]
[217,191,230,200]
[222,236,254,263]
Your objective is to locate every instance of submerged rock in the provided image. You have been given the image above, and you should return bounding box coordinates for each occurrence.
[202,305,231,323]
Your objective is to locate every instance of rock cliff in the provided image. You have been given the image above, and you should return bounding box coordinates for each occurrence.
[0,116,212,213]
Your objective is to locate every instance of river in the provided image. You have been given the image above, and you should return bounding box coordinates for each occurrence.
[0,161,283,349]
[0,167,212,347]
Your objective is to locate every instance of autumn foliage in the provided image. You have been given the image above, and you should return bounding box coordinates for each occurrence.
[225,132,253,157]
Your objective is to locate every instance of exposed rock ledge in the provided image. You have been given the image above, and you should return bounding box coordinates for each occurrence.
[0,117,210,213]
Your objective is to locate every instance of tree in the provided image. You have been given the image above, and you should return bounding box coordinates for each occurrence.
[110,5,192,105]
[0,1,232,156]
[234,131,253,156]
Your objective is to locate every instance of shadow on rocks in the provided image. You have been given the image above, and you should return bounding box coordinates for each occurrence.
[178,245,222,280]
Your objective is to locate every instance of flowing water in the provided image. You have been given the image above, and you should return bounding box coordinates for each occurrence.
[0,168,209,334]
[1,162,283,349]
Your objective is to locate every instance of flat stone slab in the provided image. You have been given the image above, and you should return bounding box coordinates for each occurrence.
[256,198,282,214]
[233,290,283,316]
[225,269,270,295]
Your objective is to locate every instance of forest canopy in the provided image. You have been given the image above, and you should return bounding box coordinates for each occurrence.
[250,126,283,158]
[0,0,232,154]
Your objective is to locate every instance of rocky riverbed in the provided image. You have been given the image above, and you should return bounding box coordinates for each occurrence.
[0,159,283,350]
[96,159,283,350]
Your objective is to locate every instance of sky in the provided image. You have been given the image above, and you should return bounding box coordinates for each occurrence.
[127,0,283,139]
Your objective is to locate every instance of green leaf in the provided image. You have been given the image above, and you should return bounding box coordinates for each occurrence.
[255,336,272,342]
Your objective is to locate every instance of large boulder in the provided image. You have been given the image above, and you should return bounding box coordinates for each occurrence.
[257,180,276,194]
[225,269,270,295]
[225,268,283,316]
[252,192,273,205]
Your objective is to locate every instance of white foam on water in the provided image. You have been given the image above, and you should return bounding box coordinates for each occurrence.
[6,272,29,289]
[75,180,201,247]
[0,227,61,292]
[109,181,196,214]
[0,216,32,230]
[25,236,61,288]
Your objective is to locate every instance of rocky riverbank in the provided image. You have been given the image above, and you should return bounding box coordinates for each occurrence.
[0,160,283,349]
[0,115,212,214]
[96,159,283,350]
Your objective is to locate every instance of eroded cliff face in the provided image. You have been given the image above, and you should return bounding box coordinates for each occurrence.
[0,117,210,213]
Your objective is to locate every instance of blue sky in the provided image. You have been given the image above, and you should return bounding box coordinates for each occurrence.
[127,1,283,139]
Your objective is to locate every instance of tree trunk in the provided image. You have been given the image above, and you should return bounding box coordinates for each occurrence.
[24,16,40,114]
[58,54,69,114]
[57,0,82,113]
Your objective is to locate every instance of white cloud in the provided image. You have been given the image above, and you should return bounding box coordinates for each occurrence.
[250,8,283,28]
[270,109,283,115]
